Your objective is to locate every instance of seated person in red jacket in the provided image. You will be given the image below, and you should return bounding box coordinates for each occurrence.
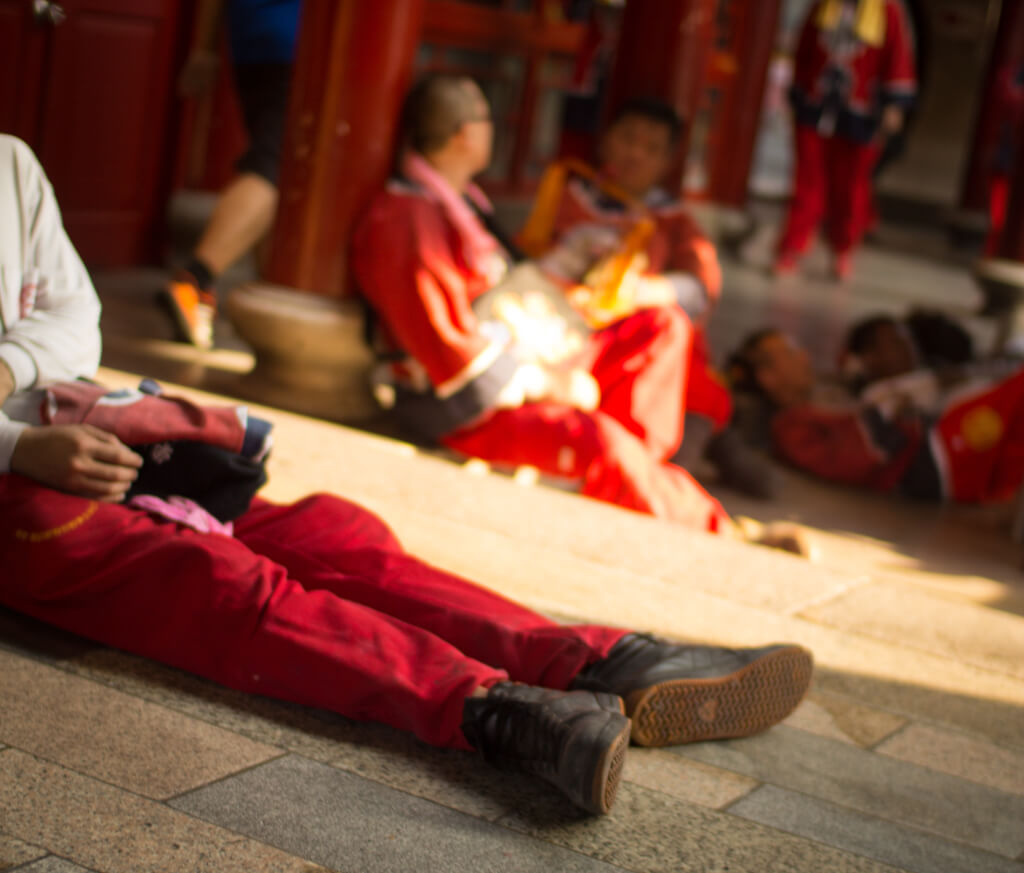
[527,97,777,499]
[353,75,778,535]
[729,328,1024,506]
[0,133,813,817]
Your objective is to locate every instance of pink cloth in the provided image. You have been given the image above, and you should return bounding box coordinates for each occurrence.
[127,495,234,536]
[401,152,499,278]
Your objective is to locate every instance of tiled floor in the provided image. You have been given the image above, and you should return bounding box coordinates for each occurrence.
[3,221,1023,872]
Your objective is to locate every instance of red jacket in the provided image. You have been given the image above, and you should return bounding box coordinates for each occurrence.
[790,0,916,142]
[352,179,522,441]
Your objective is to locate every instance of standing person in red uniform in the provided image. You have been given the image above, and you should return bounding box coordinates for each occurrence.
[354,76,742,533]
[775,0,916,280]
[529,97,777,498]
[0,134,814,816]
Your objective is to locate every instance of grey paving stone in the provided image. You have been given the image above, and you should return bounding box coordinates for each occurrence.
[672,725,1024,858]
[0,648,280,800]
[16,858,96,873]
[875,724,1024,796]
[171,754,628,873]
[0,834,46,870]
[731,784,1024,873]
[68,649,542,822]
[0,750,329,873]
[495,779,906,873]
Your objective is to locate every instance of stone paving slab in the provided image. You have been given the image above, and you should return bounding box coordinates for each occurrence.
[875,724,1024,795]
[65,649,546,823]
[801,581,1024,680]
[783,691,907,747]
[494,779,908,873]
[0,750,329,873]
[0,834,46,870]
[171,754,629,873]
[673,726,1024,858]
[621,748,758,809]
[0,648,281,800]
[16,859,97,873]
[730,784,1024,873]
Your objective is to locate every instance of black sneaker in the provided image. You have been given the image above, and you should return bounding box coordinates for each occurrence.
[571,634,812,747]
[461,683,631,815]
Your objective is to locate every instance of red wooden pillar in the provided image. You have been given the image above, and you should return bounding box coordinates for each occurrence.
[705,0,782,207]
[604,0,716,187]
[264,0,426,296]
[958,0,1024,217]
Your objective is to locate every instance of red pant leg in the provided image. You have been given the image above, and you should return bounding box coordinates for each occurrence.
[777,124,828,258]
[682,331,732,431]
[583,306,690,460]
[0,479,619,747]
[826,137,880,255]
[442,405,730,532]
[233,495,626,689]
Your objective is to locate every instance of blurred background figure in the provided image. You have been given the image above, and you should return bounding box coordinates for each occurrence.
[163,0,303,349]
[774,0,916,282]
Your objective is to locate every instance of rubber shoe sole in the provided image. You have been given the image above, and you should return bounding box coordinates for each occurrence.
[579,714,631,815]
[625,645,813,747]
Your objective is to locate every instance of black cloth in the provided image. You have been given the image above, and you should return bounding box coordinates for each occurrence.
[232,62,292,184]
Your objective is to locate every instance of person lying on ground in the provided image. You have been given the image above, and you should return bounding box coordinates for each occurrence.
[729,327,1024,505]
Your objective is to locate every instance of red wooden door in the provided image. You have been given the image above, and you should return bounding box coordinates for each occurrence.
[0,0,184,266]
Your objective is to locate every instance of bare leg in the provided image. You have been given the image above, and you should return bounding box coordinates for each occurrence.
[193,172,278,276]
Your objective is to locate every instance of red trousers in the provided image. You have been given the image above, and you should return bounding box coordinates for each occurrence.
[778,124,880,258]
[0,479,626,749]
[443,306,731,532]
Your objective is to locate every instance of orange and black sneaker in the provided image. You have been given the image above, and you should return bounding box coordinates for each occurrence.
[162,276,216,349]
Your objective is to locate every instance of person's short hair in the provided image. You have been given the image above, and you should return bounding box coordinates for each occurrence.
[608,96,685,145]
[726,328,782,396]
[845,315,898,357]
[400,73,484,155]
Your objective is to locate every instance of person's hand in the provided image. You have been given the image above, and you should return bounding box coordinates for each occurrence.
[880,105,904,138]
[544,366,601,412]
[178,49,221,97]
[11,425,143,501]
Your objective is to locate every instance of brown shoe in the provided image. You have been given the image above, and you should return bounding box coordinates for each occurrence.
[461,683,631,815]
[572,634,813,747]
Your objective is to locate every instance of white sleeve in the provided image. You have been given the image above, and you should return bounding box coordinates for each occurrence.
[0,138,101,391]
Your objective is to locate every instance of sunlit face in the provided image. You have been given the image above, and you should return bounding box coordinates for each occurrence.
[457,82,494,175]
[859,322,917,381]
[599,115,675,198]
[751,333,815,406]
